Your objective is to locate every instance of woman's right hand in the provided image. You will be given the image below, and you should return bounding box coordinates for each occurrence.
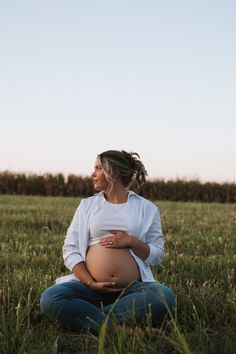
[89,280,124,294]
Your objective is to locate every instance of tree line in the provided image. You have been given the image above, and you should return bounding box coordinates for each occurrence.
[0,171,235,203]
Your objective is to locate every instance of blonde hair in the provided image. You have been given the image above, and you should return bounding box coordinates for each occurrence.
[98,150,147,190]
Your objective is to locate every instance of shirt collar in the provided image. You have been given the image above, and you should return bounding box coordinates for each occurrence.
[95,190,138,200]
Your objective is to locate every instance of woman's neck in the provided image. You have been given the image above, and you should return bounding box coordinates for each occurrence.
[103,184,128,204]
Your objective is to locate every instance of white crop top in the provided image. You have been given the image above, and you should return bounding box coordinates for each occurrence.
[89,201,129,246]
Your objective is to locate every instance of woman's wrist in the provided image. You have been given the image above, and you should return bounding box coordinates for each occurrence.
[129,236,150,260]
[86,279,96,288]
[129,235,137,248]
[72,262,96,288]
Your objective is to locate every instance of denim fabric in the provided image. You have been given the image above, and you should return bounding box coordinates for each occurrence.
[40,281,175,335]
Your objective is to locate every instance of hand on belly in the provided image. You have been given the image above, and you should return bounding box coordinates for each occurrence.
[99,231,132,249]
[86,244,140,288]
[89,279,124,294]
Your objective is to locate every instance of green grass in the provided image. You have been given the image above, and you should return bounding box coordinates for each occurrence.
[0,195,235,354]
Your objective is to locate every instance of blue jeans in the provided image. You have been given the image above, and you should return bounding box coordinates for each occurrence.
[40,281,175,335]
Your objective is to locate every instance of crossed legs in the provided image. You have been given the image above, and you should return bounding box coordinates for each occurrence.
[40,281,175,335]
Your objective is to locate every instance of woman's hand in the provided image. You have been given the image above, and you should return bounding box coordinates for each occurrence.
[99,231,132,248]
[99,231,150,261]
[89,280,124,294]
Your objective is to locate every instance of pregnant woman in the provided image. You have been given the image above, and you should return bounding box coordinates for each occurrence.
[40,150,175,335]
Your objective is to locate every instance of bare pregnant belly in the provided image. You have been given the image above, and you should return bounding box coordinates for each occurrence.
[86,244,140,288]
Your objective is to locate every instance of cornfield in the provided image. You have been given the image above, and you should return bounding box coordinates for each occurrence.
[0,171,235,202]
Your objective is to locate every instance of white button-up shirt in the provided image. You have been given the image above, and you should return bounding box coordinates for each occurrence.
[56,191,164,284]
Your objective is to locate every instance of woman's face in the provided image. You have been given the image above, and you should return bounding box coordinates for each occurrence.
[92,157,109,191]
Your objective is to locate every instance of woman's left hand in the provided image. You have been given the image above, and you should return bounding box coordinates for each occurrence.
[99,231,132,249]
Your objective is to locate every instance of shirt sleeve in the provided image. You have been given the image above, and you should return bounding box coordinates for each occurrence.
[62,200,86,271]
[144,207,164,266]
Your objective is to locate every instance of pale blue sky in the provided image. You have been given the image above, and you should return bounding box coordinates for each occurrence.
[0,0,235,183]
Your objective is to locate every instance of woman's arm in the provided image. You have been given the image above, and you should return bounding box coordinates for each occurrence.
[129,236,150,260]
[143,208,164,265]
[72,261,124,293]
[62,201,86,271]
[72,262,94,285]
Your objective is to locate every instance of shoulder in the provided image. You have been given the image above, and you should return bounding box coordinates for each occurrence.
[78,192,104,212]
[129,191,158,213]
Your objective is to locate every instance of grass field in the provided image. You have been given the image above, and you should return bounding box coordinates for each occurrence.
[0,195,235,354]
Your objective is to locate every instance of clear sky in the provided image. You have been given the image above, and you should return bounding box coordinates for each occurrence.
[1,0,235,183]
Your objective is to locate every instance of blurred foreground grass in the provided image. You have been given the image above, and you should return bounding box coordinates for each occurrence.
[0,195,235,354]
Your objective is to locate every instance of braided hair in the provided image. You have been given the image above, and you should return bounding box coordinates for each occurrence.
[98,150,147,189]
